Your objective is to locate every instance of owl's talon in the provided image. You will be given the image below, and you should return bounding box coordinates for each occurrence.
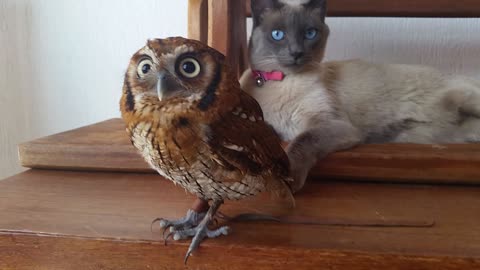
[150,218,163,233]
[164,231,174,246]
[162,226,170,239]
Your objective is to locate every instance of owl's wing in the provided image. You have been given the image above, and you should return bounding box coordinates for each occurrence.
[206,90,291,182]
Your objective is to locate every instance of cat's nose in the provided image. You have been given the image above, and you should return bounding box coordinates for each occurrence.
[291,51,304,60]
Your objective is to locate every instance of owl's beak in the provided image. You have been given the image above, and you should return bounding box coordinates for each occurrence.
[156,72,166,101]
[156,71,182,101]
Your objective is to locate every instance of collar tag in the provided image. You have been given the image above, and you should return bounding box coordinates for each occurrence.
[252,70,285,87]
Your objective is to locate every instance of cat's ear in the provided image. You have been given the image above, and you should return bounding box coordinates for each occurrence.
[304,0,327,21]
[251,0,282,26]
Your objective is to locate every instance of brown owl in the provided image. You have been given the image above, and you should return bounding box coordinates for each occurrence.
[120,37,293,262]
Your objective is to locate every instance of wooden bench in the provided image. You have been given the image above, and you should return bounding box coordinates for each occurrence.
[1,118,479,269]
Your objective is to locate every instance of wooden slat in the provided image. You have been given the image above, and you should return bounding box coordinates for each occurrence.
[207,0,249,77]
[0,170,479,268]
[18,118,480,185]
[313,143,480,184]
[18,119,149,173]
[245,0,480,17]
[188,0,208,43]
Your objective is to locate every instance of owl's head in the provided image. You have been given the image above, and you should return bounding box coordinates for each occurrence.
[122,37,229,112]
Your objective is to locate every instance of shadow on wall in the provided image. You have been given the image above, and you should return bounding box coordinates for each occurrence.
[325,17,480,79]
[0,0,34,179]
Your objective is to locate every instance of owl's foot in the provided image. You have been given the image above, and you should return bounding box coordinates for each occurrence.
[154,198,210,240]
[157,209,206,233]
[179,200,226,264]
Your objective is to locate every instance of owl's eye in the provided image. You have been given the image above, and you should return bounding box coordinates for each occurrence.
[305,28,318,40]
[271,30,285,41]
[142,64,151,74]
[178,57,201,78]
[137,59,154,77]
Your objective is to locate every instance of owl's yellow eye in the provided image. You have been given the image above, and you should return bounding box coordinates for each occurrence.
[137,59,153,77]
[178,57,201,78]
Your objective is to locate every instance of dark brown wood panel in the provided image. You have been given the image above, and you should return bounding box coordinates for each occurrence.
[245,0,480,17]
[1,234,478,270]
[18,118,480,185]
[0,170,479,268]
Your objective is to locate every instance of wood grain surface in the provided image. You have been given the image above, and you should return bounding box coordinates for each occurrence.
[244,0,480,17]
[188,0,208,43]
[0,170,479,269]
[18,118,480,185]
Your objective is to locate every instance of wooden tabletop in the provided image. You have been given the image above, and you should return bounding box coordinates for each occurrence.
[1,169,479,269]
[18,118,480,185]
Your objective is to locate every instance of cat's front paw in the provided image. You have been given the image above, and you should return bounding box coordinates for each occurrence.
[287,152,316,193]
[289,165,310,193]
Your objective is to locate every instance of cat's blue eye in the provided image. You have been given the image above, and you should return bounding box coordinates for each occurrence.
[305,28,318,40]
[271,30,285,41]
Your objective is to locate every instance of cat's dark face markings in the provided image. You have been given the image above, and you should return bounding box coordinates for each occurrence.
[250,0,329,74]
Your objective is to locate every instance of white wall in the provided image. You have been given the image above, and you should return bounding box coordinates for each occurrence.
[325,17,480,80]
[0,0,188,178]
[1,1,479,179]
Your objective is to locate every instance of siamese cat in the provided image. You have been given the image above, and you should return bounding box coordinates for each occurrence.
[240,0,480,192]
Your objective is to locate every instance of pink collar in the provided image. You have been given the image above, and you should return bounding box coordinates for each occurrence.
[252,70,285,87]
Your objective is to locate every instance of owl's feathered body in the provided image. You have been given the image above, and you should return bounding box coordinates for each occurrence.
[120,37,293,203]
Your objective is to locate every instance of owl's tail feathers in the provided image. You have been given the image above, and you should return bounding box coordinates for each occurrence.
[267,176,296,209]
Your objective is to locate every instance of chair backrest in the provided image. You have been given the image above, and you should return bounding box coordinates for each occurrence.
[189,0,480,77]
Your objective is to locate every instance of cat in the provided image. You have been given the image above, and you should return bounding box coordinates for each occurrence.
[240,0,480,192]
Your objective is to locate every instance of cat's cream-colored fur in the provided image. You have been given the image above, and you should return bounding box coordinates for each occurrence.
[241,60,480,191]
[242,60,480,143]
[243,0,480,192]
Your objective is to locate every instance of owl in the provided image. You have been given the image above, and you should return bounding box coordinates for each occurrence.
[120,37,293,263]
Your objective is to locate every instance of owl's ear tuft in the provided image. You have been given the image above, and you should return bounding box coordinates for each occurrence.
[147,38,161,47]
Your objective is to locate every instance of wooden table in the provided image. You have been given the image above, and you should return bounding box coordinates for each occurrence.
[1,119,480,269]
